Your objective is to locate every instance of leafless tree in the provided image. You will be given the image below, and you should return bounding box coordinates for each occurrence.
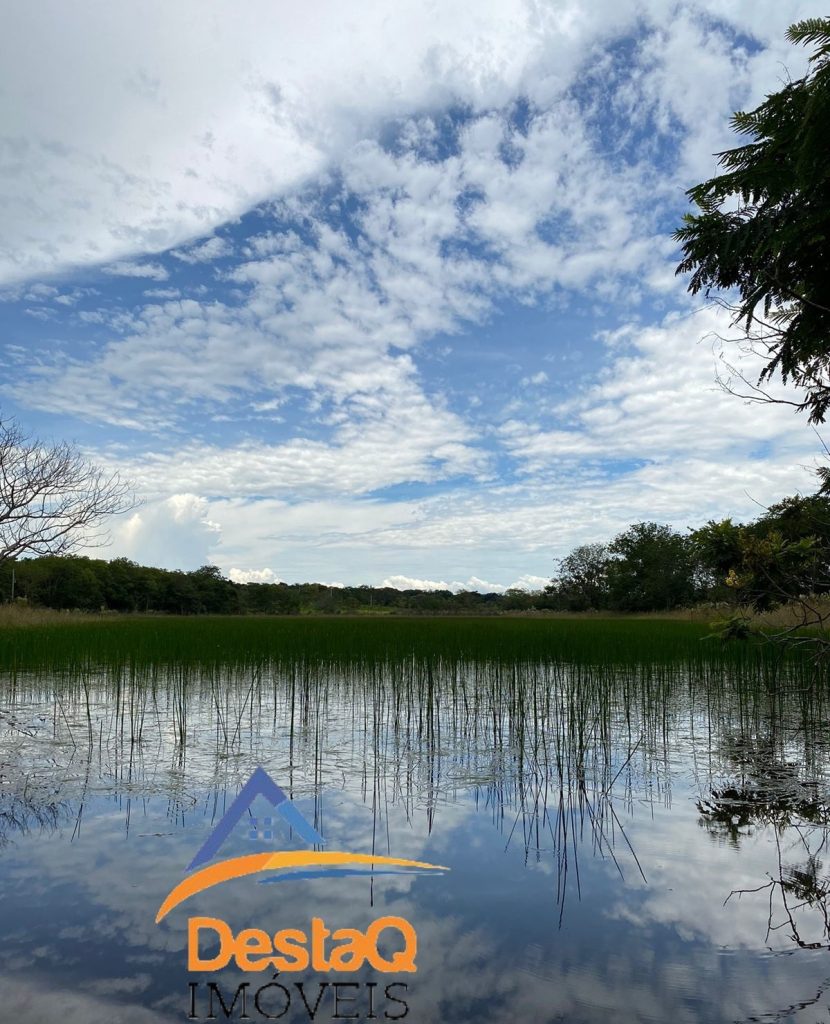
[0,414,134,566]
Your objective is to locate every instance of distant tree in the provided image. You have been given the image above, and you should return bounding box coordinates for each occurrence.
[50,558,104,611]
[101,556,142,612]
[607,522,696,612]
[548,543,610,611]
[189,564,238,614]
[0,414,133,566]
[501,587,537,611]
[674,17,830,422]
[760,492,830,547]
[690,518,747,601]
[14,554,103,610]
[161,571,199,615]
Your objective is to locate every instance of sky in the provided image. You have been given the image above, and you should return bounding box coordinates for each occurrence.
[0,0,824,592]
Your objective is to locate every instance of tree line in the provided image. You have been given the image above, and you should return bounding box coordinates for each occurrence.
[549,492,830,615]
[1,489,827,617]
[0,558,513,615]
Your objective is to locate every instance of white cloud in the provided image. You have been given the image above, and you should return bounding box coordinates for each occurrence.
[1,975,162,1024]
[68,292,819,585]
[81,296,819,583]
[228,566,282,584]
[381,574,537,594]
[7,96,686,436]
[499,305,809,471]
[110,494,221,569]
[0,0,573,284]
[97,376,486,495]
[102,261,169,280]
[25,283,58,299]
[383,575,454,592]
[0,2,815,286]
[508,574,550,591]
[9,8,816,455]
[6,2,825,586]
[147,449,815,586]
[171,236,232,263]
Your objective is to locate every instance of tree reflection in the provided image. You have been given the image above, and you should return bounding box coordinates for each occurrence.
[698,731,830,950]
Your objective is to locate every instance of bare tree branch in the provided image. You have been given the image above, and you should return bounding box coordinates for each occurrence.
[0,414,136,566]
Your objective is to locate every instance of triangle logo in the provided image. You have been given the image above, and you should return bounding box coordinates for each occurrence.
[188,766,325,871]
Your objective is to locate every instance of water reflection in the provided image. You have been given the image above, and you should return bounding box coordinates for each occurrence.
[1,659,829,1022]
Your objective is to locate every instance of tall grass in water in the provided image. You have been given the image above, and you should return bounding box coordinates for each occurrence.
[3,641,827,911]
[1,615,827,932]
[0,614,813,678]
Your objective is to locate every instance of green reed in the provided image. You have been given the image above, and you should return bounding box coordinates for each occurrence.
[3,620,828,927]
[0,614,813,680]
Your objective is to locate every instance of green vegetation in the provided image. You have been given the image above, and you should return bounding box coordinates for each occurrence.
[551,491,830,620]
[692,494,830,609]
[671,16,830,652]
[674,17,830,424]
[606,522,696,611]
[0,556,526,615]
[3,612,824,942]
[0,613,807,677]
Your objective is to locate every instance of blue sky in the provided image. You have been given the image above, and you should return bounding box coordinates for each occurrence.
[0,0,822,590]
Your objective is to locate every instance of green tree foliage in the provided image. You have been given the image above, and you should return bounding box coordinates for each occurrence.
[606,522,696,612]
[0,557,554,615]
[190,565,240,613]
[548,543,610,611]
[14,555,104,611]
[690,518,747,601]
[760,493,830,546]
[548,527,698,613]
[674,17,830,422]
[692,494,830,612]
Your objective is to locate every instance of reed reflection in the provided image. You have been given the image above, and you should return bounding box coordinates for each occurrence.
[2,655,826,922]
[1,659,818,909]
[3,653,830,1022]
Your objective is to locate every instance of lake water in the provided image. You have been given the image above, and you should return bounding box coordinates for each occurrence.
[1,658,829,1022]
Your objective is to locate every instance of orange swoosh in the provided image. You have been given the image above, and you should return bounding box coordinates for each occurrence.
[156,851,448,922]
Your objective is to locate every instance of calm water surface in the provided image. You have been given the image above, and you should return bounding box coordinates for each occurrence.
[1,659,830,1022]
